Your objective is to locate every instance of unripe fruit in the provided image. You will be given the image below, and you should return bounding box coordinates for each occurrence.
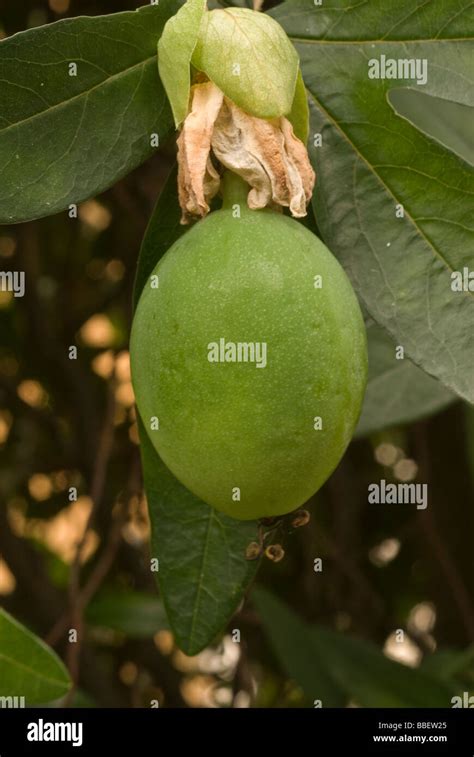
[131,177,367,520]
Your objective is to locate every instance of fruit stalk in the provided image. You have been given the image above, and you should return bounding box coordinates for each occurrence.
[220,171,252,210]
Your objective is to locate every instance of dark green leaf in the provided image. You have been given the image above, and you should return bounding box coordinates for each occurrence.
[86,591,169,638]
[274,0,473,41]
[0,2,180,223]
[133,164,183,311]
[274,0,474,403]
[356,320,455,437]
[0,607,71,703]
[420,647,474,681]
[139,420,259,655]
[388,89,474,167]
[133,173,259,655]
[253,588,347,707]
[254,588,456,708]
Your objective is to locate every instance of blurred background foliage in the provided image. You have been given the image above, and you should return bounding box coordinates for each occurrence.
[0,0,473,708]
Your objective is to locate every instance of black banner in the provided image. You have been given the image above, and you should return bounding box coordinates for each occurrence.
[0,707,472,755]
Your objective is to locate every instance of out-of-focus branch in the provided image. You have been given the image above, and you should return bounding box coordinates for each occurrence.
[17,224,101,476]
[414,423,474,642]
[46,499,126,648]
[315,522,385,620]
[68,380,116,606]
[45,381,116,704]
[0,492,127,707]
[419,509,474,641]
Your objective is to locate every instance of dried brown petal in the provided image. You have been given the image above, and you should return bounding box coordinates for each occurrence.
[177,82,223,224]
[177,82,315,223]
[280,119,315,204]
[211,98,315,218]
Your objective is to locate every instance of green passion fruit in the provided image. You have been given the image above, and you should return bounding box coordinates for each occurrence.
[131,177,367,520]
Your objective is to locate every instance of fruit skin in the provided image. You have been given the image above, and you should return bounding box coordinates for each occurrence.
[131,201,367,520]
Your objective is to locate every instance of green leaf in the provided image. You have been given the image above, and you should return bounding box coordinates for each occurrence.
[356,320,455,437]
[133,164,183,310]
[158,0,207,128]
[0,2,180,224]
[388,89,474,167]
[254,586,347,706]
[254,588,456,708]
[133,171,260,655]
[86,591,169,638]
[274,0,474,403]
[192,8,299,118]
[0,608,71,704]
[420,647,474,681]
[288,68,309,144]
[139,420,259,655]
[273,0,473,41]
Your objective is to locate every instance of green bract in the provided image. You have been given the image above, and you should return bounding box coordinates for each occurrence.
[131,179,368,520]
[191,8,299,119]
[288,69,310,144]
[157,0,207,128]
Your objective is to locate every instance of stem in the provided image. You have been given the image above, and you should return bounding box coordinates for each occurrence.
[221,171,249,210]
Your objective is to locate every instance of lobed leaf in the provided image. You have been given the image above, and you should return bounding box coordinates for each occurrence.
[274,0,474,403]
[388,89,474,167]
[356,320,455,437]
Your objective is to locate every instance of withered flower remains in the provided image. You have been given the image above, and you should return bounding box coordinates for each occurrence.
[177,81,315,224]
